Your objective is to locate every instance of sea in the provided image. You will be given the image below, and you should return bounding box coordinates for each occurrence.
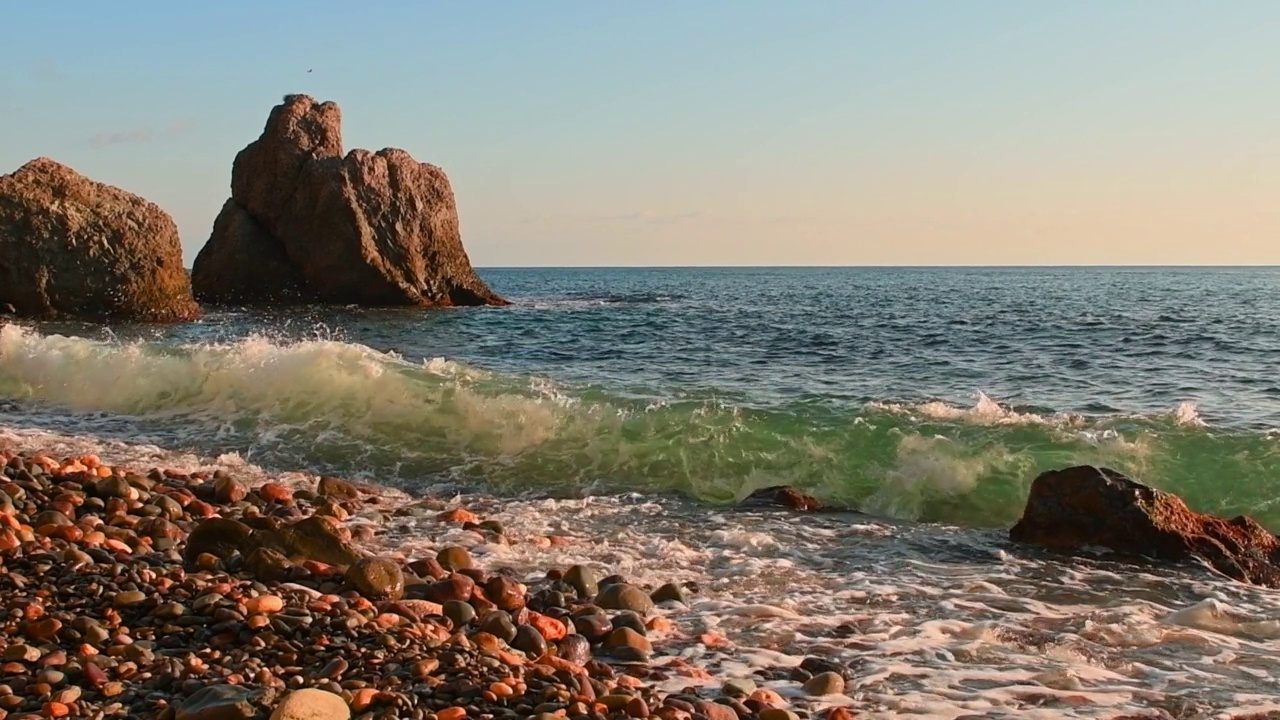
[3,266,1280,718]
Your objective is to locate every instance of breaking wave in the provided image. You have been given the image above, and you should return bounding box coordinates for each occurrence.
[3,324,1278,529]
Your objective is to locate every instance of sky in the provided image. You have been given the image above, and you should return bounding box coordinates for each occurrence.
[2,1,1279,267]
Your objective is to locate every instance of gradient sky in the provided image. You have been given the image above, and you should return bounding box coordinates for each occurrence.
[3,2,1279,266]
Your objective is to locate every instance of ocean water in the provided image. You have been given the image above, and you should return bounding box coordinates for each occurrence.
[5,266,1280,717]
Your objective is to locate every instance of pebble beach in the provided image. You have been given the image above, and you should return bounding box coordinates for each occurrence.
[0,446,861,720]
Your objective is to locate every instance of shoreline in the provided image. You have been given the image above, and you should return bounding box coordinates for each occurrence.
[0,445,855,720]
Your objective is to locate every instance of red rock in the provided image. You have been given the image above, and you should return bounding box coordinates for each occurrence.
[696,702,738,720]
[421,573,475,604]
[827,708,857,720]
[1010,466,1280,586]
[213,476,248,503]
[527,611,567,642]
[0,158,201,321]
[25,618,62,641]
[743,486,824,511]
[484,576,527,612]
[191,94,506,308]
[83,662,108,687]
[258,483,292,503]
[407,558,447,580]
[437,508,479,524]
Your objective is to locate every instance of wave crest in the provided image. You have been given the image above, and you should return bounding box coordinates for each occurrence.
[2,326,1275,530]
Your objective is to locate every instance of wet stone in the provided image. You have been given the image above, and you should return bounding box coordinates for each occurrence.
[442,600,476,628]
[650,582,688,605]
[597,583,654,615]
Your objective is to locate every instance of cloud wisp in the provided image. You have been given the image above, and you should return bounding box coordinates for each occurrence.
[86,120,194,149]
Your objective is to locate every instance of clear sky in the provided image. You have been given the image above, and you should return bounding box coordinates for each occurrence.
[3,1,1279,266]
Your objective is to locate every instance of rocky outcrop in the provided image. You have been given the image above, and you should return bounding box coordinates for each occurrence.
[1010,465,1280,587]
[741,486,825,511]
[192,95,505,307]
[0,158,201,321]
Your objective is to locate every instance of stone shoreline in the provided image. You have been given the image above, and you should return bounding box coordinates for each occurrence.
[0,448,850,720]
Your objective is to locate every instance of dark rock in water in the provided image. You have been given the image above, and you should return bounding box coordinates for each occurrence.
[1010,465,1280,587]
[184,518,254,563]
[0,158,201,321]
[597,583,654,615]
[346,557,405,600]
[564,564,596,598]
[175,684,256,720]
[192,94,506,308]
[742,486,823,511]
[317,476,359,501]
[437,546,474,572]
[650,582,687,605]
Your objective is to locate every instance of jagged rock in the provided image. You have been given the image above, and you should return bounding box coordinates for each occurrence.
[742,486,823,511]
[1010,465,1280,587]
[0,157,201,321]
[183,518,253,563]
[249,515,363,567]
[192,95,505,308]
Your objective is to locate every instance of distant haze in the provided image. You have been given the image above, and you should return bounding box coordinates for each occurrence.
[3,2,1278,266]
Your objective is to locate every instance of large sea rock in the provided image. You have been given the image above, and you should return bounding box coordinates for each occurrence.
[192,94,505,307]
[1010,465,1280,587]
[0,158,201,321]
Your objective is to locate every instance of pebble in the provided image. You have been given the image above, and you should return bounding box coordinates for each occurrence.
[597,583,655,614]
[270,688,350,720]
[436,546,475,571]
[0,449,736,720]
[564,564,597,598]
[442,599,476,628]
[803,671,846,696]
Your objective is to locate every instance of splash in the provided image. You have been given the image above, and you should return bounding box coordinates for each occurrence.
[3,325,1279,529]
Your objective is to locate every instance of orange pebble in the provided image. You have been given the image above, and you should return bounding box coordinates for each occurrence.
[826,708,856,720]
[751,689,786,708]
[243,595,284,614]
[350,687,379,712]
[96,466,113,478]
[488,682,515,698]
[43,701,71,717]
[527,611,568,642]
[699,632,732,648]
[104,538,132,554]
[437,508,479,524]
[437,707,467,720]
[79,454,101,468]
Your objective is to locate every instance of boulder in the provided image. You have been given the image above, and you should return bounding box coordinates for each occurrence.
[269,688,350,720]
[1009,466,1280,587]
[249,515,363,567]
[192,94,505,308]
[741,486,823,511]
[345,557,405,600]
[0,157,201,321]
[183,518,253,563]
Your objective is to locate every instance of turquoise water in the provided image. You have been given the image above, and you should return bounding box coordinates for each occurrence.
[5,266,1280,528]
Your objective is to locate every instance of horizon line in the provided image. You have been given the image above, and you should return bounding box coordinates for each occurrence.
[472,263,1280,270]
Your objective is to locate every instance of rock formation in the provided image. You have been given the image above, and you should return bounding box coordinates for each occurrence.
[192,95,505,307]
[0,158,201,321]
[1010,465,1280,587]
